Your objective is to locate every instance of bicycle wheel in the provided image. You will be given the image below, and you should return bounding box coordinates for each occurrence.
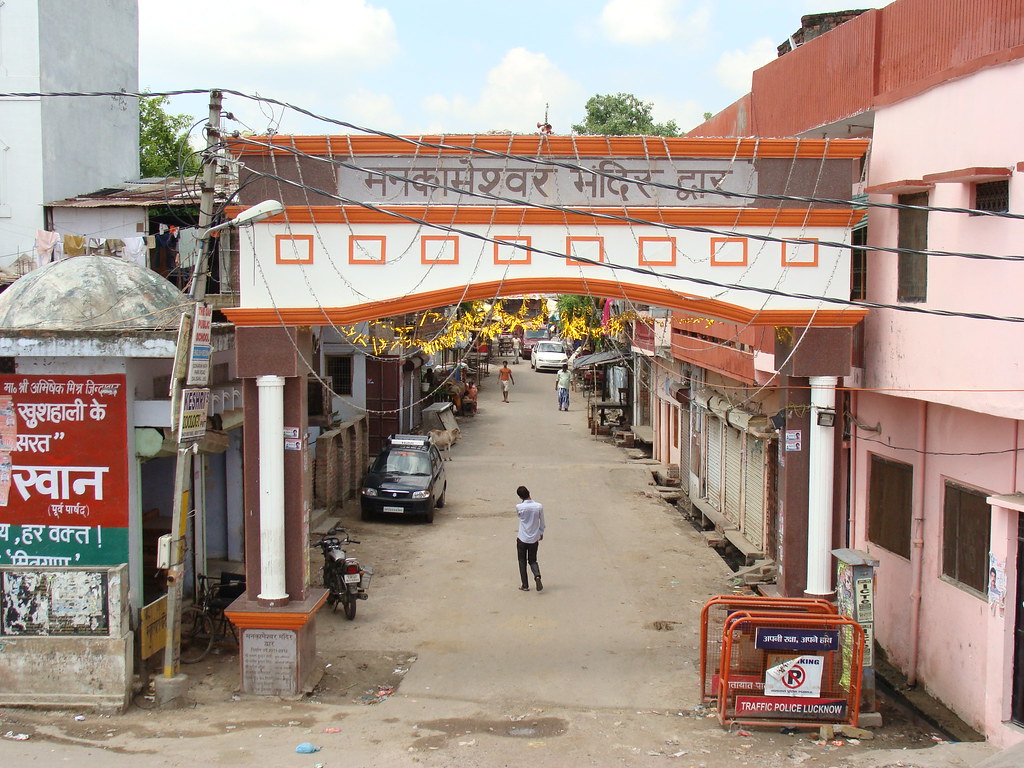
[180,606,214,664]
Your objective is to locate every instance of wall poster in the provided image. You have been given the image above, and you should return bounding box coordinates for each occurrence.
[0,375,129,566]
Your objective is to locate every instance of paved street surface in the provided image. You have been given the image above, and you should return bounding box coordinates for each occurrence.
[0,361,998,766]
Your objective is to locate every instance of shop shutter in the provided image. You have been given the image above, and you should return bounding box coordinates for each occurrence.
[705,413,722,511]
[678,402,691,486]
[723,425,743,526]
[742,438,768,552]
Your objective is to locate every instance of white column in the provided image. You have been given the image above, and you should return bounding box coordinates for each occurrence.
[257,375,288,602]
[806,375,838,596]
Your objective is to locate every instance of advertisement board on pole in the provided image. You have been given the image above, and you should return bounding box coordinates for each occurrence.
[178,388,210,442]
[186,303,213,387]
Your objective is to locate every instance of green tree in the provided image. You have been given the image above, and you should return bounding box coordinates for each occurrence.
[139,93,202,177]
[572,93,680,137]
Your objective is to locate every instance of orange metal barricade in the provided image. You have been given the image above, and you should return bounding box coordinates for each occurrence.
[699,596,836,703]
[717,613,865,728]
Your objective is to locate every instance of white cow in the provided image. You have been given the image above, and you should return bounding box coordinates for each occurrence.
[428,428,460,460]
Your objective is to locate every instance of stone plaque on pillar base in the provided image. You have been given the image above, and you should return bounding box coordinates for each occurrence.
[225,589,328,697]
[242,628,296,696]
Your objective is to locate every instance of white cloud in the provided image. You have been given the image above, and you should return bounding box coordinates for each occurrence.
[650,96,705,133]
[420,48,583,134]
[140,0,398,73]
[338,88,403,133]
[714,37,777,94]
[598,0,709,45]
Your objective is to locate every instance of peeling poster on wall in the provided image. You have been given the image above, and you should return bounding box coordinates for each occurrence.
[1,570,109,636]
[989,553,1006,618]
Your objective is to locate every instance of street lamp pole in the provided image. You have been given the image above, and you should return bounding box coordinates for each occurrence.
[156,90,223,702]
[154,86,282,705]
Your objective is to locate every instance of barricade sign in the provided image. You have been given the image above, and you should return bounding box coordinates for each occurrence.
[699,595,837,703]
[716,613,865,728]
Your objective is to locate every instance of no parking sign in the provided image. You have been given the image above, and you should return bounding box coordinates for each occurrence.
[764,655,823,697]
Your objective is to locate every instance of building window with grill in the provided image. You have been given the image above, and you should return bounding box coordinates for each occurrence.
[867,454,913,558]
[325,355,353,396]
[942,482,991,595]
[851,224,867,301]
[972,180,1009,215]
[897,192,928,303]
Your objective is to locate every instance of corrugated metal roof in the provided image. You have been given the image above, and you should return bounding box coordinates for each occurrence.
[47,175,232,208]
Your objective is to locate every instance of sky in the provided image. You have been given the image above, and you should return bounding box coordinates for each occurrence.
[139,0,893,138]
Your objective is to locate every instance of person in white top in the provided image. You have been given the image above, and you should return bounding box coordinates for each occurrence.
[515,485,545,592]
[555,364,572,411]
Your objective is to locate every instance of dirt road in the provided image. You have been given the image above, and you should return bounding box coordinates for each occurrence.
[0,362,998,767]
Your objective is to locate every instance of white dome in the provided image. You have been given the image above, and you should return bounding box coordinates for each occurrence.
[0,255,189,331]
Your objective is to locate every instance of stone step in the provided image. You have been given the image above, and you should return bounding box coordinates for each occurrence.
[311,514,342,536]
[701,530,726,547]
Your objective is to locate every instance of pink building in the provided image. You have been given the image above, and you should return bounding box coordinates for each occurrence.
[690,0,1024,746]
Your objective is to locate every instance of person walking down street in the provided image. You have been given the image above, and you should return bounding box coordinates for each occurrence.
[515,485,545,592]
[555,363,572,411]
[512,336,522,363]
[498,361,515,403]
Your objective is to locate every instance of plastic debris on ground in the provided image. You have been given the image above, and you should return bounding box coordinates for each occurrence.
[2,731,30,741]
[295,742,321,753]
[361,683,395,703]
[323,727,342,733]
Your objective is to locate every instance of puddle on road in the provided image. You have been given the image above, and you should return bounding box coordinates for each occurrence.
[646,620,683,631]
[412,716,568,748]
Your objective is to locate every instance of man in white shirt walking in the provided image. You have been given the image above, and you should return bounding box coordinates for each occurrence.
[555,363,572,411]
[515,485,545,592]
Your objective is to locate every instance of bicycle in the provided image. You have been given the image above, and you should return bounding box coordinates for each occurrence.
[180,572,246,664]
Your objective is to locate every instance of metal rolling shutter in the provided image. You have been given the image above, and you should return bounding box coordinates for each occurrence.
[723,425,743,526]
[705,413,722,511]
[678,403,691,484]
[742,438,768,552]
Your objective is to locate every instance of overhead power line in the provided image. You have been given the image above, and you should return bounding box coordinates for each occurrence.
[235,165,1024,324]
[227,134,1024,264]
[2,88,1023,221]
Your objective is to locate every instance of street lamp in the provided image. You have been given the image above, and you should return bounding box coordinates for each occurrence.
[190,200,284,302]
[155,198,283,706]
[203,199,284,237]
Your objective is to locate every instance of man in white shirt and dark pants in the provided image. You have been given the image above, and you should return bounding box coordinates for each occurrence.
[515,486,545,592]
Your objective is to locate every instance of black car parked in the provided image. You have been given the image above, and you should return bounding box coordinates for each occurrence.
[360,434,447,523]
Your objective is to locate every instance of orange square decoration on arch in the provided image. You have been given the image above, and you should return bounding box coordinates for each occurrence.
[710,237,748,266]
[494,236,532,265]
[781,238,819,267]
[565,236,605,267]
[638,237,676,266]
[275,234,314,264]
[421,235,459,265]
[349,235,386,265]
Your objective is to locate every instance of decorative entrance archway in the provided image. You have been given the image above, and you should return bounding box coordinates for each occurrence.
[220,134,869,695]
[225,135,867,331]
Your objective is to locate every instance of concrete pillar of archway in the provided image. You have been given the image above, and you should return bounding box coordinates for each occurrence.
[223,325,328,697]
[774,327,854,599]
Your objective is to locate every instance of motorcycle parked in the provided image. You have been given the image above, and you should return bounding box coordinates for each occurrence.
[316,527,372,620]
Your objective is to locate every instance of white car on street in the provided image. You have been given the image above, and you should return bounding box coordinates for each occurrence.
[531,340,568,372]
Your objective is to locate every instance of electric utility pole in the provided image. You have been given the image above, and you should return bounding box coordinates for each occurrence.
[156,89,222,703]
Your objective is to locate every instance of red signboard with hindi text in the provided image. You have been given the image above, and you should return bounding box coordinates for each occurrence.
[0,375,129,566]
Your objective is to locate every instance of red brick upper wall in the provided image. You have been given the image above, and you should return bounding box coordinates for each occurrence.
[689,0,1024,138]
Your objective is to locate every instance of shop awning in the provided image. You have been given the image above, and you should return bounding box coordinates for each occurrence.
[572,350,629,368]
